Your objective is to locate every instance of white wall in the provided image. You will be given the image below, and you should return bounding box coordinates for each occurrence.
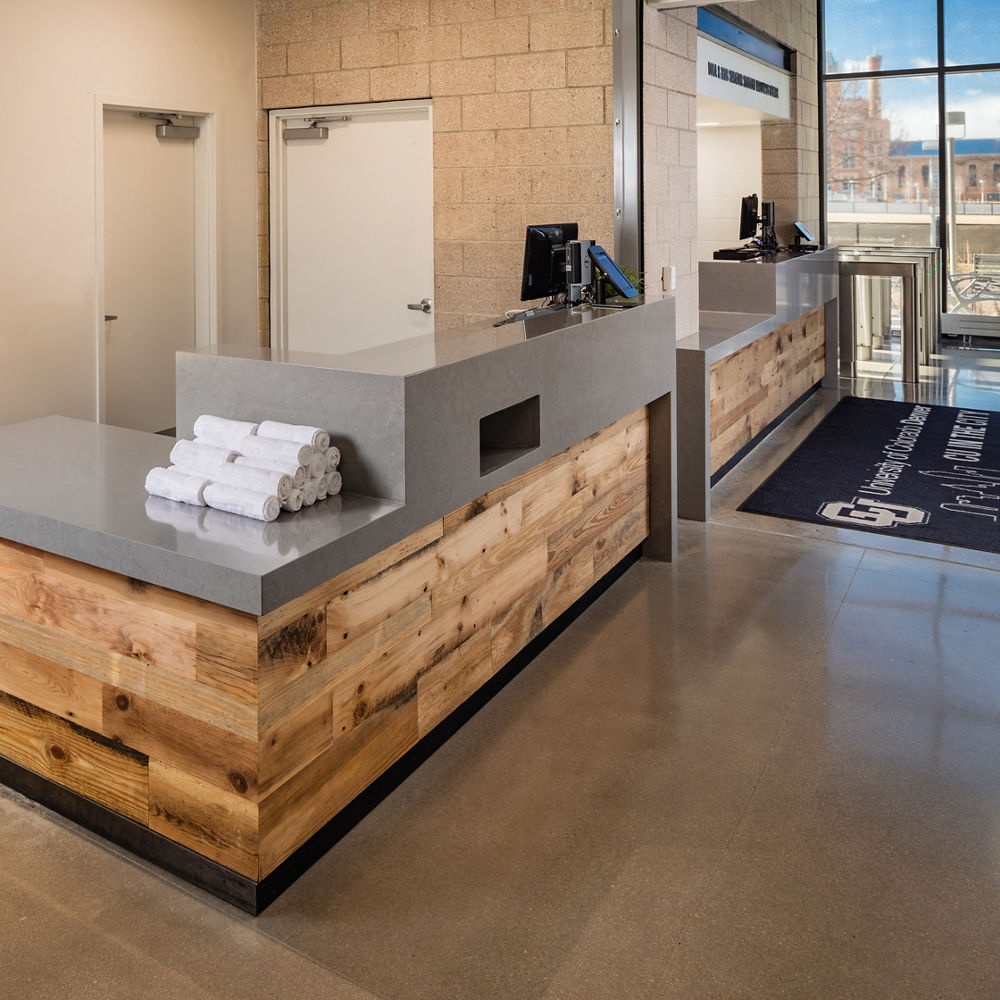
[697,125,763,262]
[0,0,258,428]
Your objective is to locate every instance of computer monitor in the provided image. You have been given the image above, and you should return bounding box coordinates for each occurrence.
[738,194,759,241]
[520,223,579,301]
[589,245,639,299]
[794,221,816,244]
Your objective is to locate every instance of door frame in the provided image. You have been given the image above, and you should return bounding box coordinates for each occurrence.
[93,95,218,423]
[267,98,433,352]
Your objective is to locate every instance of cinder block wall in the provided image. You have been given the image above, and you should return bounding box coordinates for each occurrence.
[255,0,616,342]
[724,0,821,246]
[642,6,699,338]
[642,0,820,339]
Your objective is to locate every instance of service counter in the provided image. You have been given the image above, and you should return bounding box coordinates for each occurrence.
[0,300,676,911]
[677,248,839,519]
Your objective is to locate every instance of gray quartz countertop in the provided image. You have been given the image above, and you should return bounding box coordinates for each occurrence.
[677,310,774,355]
[188,304,613,379]
[0,300,676,615]
[0,416,402,615]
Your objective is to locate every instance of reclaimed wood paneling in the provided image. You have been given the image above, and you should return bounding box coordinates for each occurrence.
[0,408,650,885]
[148,759,258,878]
[709,306,825,474]
[0,690,148,823]
[256,407,651,877]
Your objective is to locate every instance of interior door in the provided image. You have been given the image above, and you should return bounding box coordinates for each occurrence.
[272,100,434,355]
[103,108,197,432]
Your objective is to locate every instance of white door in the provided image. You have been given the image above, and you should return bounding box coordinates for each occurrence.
[270,100,434,355]
[102,108,198,432]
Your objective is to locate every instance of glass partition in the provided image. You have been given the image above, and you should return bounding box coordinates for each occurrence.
[945,71,1000,316]
[824,0,937,74]
[826,75,940,248]
[823,0,1000,339]
[944,0,1000,67]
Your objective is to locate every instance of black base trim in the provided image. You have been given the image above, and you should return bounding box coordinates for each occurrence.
[0,544,643,915]
[710,382,821,487]
[0,754,259,911]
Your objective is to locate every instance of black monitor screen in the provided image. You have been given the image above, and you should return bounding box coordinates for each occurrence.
[520,223,579,301]
[738,194,759,241]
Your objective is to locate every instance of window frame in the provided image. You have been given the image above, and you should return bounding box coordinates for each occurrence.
[819,0,1000,309]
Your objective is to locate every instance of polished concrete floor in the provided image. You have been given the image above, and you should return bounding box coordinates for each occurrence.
[3,350,1000,999]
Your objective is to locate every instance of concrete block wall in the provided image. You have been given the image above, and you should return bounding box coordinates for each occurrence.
[697,125,763,261]
[642,6,699,339]
[642,0,820,338]
[723,0,821,245]
[255,0,616,341]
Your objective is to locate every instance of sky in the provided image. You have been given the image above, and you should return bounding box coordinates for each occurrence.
[824,0,1000,140]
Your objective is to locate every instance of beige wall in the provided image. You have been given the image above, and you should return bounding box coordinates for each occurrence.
[0,0,821,428]
[642,6,699,338]
[697,125,763,261]
[724,0,821,245]
[0,0,259,428]
[255,0,616,339]
[643,0,821,339]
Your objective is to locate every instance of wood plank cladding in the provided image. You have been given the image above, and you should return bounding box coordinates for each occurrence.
[708,306,825,474]
[0,409,649,884]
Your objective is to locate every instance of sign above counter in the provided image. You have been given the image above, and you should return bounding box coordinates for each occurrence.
[697,35,791,123]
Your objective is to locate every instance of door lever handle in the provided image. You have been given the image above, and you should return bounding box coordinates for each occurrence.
[105,315,118,321]
[407,298,432,313]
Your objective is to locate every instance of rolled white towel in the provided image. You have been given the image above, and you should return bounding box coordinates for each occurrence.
[170,438,237,474]
[315,473,330,501]
[206,462,293,502]
[326,470,342,497]
[203,482,281,522]
[235,454,305,487]
[192,415,259,451]
[281,487,304,512]
[324,446,341,472]
[238,435,314,469]
[257,420,330,452]
[145,467,210,506]
[307,452,326,479]
[301,480,319,507]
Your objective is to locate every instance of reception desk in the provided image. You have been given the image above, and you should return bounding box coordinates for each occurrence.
[677,249,839,519]
[0,301,675,911]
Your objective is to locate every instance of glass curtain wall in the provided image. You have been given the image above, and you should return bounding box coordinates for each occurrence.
[822,0,1000,333]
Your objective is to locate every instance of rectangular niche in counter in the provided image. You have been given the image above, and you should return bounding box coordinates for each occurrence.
[479,395,541,477]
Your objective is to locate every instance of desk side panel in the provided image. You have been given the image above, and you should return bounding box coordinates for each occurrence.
[0,538,262,877]
[256,408,650,876]
[708,305,826,474]
[402,298,674,535]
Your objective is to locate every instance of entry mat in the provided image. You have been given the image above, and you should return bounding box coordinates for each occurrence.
[739,396,1000,554]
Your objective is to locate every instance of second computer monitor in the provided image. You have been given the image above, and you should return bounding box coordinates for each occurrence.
[739,194,759,241]
[520,223,578,301]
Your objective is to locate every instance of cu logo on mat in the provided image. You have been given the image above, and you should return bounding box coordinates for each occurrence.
[818,498,931,529]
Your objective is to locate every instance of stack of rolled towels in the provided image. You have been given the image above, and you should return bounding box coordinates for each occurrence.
[144,415,342,522]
